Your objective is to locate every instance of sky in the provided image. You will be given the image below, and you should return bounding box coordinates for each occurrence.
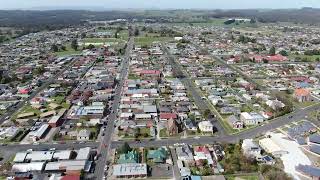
[1,0,320,10]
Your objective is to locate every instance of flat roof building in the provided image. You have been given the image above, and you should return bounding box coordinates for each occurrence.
[12,162,45,173]
[113,163,147,178]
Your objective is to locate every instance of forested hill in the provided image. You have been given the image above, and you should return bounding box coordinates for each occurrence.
[1,8,320,30]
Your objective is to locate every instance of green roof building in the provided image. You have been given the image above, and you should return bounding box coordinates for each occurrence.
[147,148,167,163]
[118,150,139,164]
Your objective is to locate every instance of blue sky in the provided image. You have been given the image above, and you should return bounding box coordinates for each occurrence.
[1,0,320,10]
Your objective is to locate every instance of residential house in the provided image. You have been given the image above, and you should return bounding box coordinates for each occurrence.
[167,118,178,136]
[160,113,177,122]
[198,121,214,133]
[294,88,311,102]
[77,129,91,141]
[240,112,264,125]
[193,146,214,166]
[227,115,243,129]
[147,148,167,163]
[176,145,195,165]
[118,150,139,164]
[242,139,261,158]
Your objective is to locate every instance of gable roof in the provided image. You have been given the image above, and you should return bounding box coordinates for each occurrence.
[160,113,177,119]
[295,88,310,96]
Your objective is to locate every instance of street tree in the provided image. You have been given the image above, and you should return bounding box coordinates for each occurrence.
[118,142,132,154]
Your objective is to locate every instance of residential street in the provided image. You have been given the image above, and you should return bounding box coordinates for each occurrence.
[111,103,320,148]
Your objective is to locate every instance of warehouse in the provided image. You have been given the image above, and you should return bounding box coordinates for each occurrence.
[259,137,288,157]
[11,162,45,173]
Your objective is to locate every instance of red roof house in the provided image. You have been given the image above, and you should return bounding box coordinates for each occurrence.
[266,54,288,62]
[160,113,177,121]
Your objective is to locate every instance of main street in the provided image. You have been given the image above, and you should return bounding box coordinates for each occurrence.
[93,36,134,180]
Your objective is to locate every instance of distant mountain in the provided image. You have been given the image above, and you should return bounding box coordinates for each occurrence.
[28,6,110,11]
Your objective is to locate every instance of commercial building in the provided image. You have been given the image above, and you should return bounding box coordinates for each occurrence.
[113,163,147,178]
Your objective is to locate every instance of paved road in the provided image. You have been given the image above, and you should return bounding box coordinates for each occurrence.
[111,96,320,149]
[93,37,134,180]
[162,44,226,137]
[170,148,181,180]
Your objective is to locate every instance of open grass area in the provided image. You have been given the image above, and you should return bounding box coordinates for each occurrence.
[289,54,320,62]
[159,128,168,137]
[118,30,129,40]
[15,105,41,118]
[81,38,126,48]
[54,43,82,57]
[293,100,318,108]
[83,37,124,43]
[225,175,259,180]
[135,36,173,46]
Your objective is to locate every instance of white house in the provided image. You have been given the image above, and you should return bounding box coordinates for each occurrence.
[77,129,91,141]
[198,121,214,133]
[240,112,264,125]
[242,139,261,158]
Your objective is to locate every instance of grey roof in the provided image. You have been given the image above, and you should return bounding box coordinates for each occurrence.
[296,137,307,145]
[309,134,320,144]
[287,121,315,140]
[159,106,172,113]
[143,105,157,113]
[176,106,189,112]
[76,147,91,160]
[113,163,147,176]
[78,129,91,137]
[296,164,320,177]
[310,145,320,155]
[227,115,240,124]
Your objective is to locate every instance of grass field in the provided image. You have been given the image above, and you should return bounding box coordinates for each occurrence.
[135,36,173,46]
[81,38,126,48]
[225,175,259,180]
[54,43,82,57]
[83,38,125,43]
[289,54,320,62]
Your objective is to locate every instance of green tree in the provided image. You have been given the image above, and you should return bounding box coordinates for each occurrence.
[134,28,140,36]
[33,66,45,75]
[269,46,276,55]
[279,50,288,56]
[71,39,79,51]
[118,142,132,154]
[203,109,211,119]
[86,44,95,50]
[51,44,59,52]
[60,45,66,51]
[80,32,86,39]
